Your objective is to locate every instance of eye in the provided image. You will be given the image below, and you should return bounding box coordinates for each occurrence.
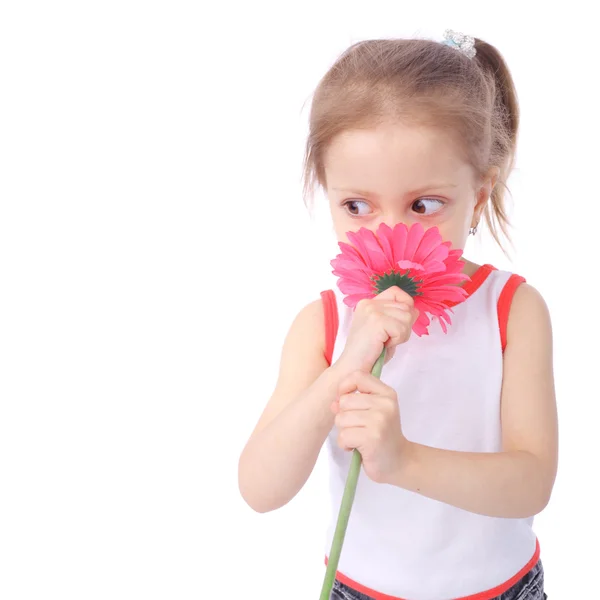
[343,200,372,216]
[411,198,444,216]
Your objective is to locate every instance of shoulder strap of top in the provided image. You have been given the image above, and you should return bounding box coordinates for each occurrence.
[498,274,527,352]
[320,290,339,365]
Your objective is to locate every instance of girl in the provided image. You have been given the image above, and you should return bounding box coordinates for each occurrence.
[238,31,557,600]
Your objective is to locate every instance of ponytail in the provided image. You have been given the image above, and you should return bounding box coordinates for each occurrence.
[474,38,520,251]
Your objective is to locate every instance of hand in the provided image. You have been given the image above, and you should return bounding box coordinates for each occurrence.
[334,286,418,376]
[332,370,409,484]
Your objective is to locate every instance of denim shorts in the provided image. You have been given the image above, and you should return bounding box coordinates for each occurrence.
[331,559,546,600]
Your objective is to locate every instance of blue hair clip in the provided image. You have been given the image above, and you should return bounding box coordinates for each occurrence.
[442,29,476,59]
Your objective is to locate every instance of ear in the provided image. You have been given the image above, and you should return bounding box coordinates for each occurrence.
[473,166,500,227]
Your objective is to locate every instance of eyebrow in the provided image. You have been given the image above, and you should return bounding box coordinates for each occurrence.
[331,184,458,197]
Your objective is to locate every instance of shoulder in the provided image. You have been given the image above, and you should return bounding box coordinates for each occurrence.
[273,296,330,404]
[511,282,550,312]
[243,297,329,440]
[291,297,326,332]
[280,297,327,364]
[506,282,553,350]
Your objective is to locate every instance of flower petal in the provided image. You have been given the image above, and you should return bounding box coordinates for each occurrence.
[397,260,425,271]
[332,222,469,330]
[391,222,409,263]
[413,226,443,265]
[412,307,431,336]
[420,244,450,272]
[347,228,393,274]
[404,222,425,261]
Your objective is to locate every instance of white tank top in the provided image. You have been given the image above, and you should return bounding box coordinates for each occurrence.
[321,265,540,600]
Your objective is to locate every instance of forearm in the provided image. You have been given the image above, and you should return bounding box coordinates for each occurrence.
[238,367,340,513]
[393,442,553,518]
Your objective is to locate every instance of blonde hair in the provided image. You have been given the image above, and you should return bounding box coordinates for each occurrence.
[302,37,519,252]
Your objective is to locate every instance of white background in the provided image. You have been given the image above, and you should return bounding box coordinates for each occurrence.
[0,1,598,598]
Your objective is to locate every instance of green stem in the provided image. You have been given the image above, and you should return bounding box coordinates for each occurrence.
[319,348,386,600]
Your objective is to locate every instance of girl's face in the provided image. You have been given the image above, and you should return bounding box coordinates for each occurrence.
[324,122,496,258]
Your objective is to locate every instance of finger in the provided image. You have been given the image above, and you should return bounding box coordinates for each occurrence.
[380,306,417,336]
[335,409,369,430]
[338,392,375,411]
[376,286,415,307]
[381,303,414,318]
[339,371,396,397]
[380,314,413,347]
[381,301,411,312]
[362,309,411,348]
[337,427,365,451]
[380,303,418,321]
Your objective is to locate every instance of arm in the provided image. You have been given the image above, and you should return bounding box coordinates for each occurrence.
[238,299,341,513]
[391,284,559,518]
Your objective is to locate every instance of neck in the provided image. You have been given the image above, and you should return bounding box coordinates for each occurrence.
[462,259,482,278]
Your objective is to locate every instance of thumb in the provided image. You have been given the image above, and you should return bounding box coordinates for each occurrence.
[377,285,415,307]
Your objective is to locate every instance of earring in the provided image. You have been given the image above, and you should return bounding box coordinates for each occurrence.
[469,225,478,236]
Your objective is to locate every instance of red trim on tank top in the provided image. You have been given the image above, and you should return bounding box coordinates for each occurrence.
[497,274,527,352]
[444,263,496,307]
[324,538,540,600]
[320,289,338,366]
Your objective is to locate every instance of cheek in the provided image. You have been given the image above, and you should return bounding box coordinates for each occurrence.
[432,224,467,251]
[329,210,346,241]
[438,201,475,247]
[332,215,377,243]
[328,202,359,241]
[333,223,354,244]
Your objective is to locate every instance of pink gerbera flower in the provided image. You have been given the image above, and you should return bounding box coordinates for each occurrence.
[331,222,470,336]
